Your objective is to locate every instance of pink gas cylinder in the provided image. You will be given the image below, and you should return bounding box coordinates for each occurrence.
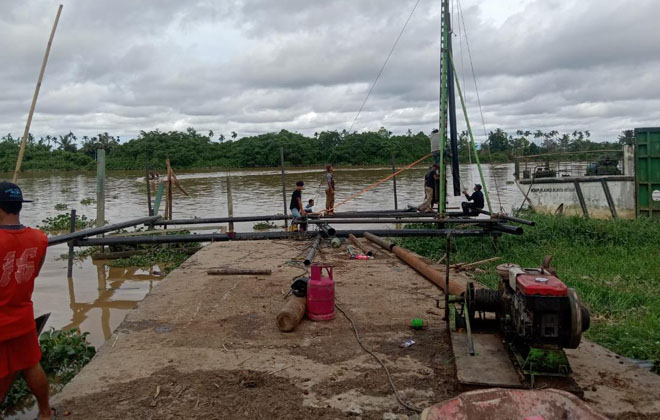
[306,264,335,321]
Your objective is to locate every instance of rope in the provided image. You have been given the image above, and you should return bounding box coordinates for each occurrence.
[335,302,423,413]
[456,0,505,213]
[327,152,432,213]
[348,0,422,133]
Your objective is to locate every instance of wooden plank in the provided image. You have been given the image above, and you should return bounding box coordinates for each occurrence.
[451,331,523,388]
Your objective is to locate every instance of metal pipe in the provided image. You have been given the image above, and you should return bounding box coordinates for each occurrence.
[154,215,291,225]
[363,232,395,251]
[477,209,535,226]
[304,235,322,266]
[48,215,161,246]
[364,232,465,296]
[72,228,493,247]
[488,223,523,235]
[317,223,336,237]
[308,218,504,225]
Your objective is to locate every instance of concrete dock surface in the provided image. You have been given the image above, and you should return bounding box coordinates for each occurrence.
[53,240,660,419]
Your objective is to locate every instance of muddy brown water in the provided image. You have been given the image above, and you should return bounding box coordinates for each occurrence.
[7,164,522,349]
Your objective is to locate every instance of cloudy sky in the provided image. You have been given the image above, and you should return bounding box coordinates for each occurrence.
[1,0,659,143]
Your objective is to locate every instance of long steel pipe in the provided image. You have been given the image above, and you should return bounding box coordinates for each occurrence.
[488,223,524,235]
[477,209,535,226]
[364,232,465,296]
[48,215,161,246]
[73,228,492,247]
[308,218,503,225]
[304,235,322,266]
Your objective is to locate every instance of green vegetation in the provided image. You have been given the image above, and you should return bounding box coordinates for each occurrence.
[54,203,68,211]
[80,197,96,206]
[0,128,629,173]
[109,246,199,273]
[0,328,95,414]
[253,221,278,230]
[57,247,100,262]
[397,213,660,361]
[38,213,95,233]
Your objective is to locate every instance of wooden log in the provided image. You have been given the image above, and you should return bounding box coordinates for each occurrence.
[207,268,272,275]
[348,234,373,257]
[276,296,306,332]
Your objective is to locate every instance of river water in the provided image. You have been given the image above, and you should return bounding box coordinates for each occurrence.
[8,163,523,349]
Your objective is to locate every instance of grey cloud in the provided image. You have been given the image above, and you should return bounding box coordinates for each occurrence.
[0,0,658,143]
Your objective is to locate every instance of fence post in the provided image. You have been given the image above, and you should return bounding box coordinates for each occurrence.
[66,209,76,278]
[391,153,398,210]
[226,174,234,232]
[145,164,153,216]
[96,149,106,228]
[280,147,288,228]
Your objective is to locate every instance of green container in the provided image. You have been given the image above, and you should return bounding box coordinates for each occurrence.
[635,128,660,219]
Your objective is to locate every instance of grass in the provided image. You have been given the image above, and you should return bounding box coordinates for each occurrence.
[253,221,278,230]
[396,212,660,361]
[38,213,96,233]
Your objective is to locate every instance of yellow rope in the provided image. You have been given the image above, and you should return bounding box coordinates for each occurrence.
[324,152,432,213]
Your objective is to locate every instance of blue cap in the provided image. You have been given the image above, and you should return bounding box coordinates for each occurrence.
[0,182,33,202]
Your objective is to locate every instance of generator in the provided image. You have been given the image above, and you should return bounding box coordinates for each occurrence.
[456,256,590,376]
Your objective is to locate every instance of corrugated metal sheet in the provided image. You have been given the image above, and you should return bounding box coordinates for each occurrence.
[635,127,660,218]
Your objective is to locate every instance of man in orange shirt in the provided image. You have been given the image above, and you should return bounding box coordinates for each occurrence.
[0,182,53,419]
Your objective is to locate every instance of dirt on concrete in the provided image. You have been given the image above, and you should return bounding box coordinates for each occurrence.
[52,239,660,419]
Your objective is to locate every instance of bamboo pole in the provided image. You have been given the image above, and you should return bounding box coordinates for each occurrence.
[13,4,63,183]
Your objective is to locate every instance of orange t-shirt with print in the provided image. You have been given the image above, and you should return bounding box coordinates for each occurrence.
[0,226,48,341]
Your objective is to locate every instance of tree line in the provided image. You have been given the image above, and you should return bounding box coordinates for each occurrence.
[0,127,633,172]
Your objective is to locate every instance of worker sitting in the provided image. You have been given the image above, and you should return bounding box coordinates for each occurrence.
[289,181,306,231]
[462,184,484,215]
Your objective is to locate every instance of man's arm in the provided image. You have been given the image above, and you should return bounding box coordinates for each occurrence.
[298,197,306,214]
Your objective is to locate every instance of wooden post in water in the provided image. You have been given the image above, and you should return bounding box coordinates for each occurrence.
[145,164,153,216]
[280,147,288,228]
[96,149,106,228]
[66,209,76,278]
[226,174,234,232]
[391,153,398,210]
[13,4,63,183]
[167,167,173,221]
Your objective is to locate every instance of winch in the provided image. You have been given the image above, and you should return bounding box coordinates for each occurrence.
[456,256,590,376]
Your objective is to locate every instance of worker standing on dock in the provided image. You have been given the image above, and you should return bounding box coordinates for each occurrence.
[418,164,439,212]
[290,181,306,220]
[325,164,335,214]
[0,182,53,420]
[462,184,485,215]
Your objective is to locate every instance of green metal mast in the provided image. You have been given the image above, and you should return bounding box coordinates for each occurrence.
[438,0,450,214]
[448,53,493,213]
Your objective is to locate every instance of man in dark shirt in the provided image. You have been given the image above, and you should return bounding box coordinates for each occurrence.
[418,164,438,212]
[289,181,305,219]
[462,184,484,215]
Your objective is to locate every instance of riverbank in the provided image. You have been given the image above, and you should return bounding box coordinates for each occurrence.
[53,239,660,419]
[398,212,660,362]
